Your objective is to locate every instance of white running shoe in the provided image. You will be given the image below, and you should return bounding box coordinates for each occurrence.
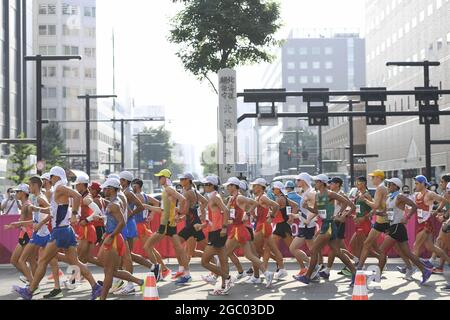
[274,269,288,280]
[63,280,77,291]
[113,283,136,296]
[19,276,29,285]
[222,278,233,295]
[404,268,415,281]
[236,272,246,280]
[201,274,218,286]
[264,271,274,288]
[245,276,262,284]
[110,279,125,293]
[311,265,321,280]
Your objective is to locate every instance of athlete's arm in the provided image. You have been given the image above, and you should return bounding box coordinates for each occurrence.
[103,203,125,246]
[363,186,386,211]
[60,186,82,223]
[239,196,258,214]
[146,194,160,207]
[197,192,208,222]
[431,193,448,214]
[330,191,356,218]
[167,187,188,215]
[125,190,145,217]
[397,194,417,223]
[286,198,299,214]
[81,196,103,223]
[213,195,229,236]
[260,195,280,217]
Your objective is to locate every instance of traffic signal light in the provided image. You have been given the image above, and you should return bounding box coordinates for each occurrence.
[361,87,387,126]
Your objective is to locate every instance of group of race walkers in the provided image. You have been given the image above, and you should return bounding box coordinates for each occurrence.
[5,166,450,299]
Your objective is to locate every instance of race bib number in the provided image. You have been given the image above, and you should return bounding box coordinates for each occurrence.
[286,206,292,215]
[318,210,327,220]
[229,209,236,220]
[356,205,361,215]
[387,208,395,222]
[417,209,430,223]
[197,208,202,217]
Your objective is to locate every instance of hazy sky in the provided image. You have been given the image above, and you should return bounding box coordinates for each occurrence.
[97,0,365,154]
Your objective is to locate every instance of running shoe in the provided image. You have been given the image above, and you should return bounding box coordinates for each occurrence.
[43,289,63,299]
[31,286,41,295]
[396,266,407,274]
[113,284,136,296]
[161,268,171,280]
[443,284,450,292]
[222,278,233,295]
[274,269,288,280]
[349,273,356,288]
[209,289,227,296]
[245,276,262,284]
[236,272,246,280]
[311,265,321,280]
[246,268,254,276]
[432,267,444,274]
[404,268,414,281]
[342,268,353,278]
[319,269,330,280]
[13,286,32,300]
[311,273,321,282]
[420,268,433,285]
[201,274,218,286]
[294,268,308,278]
[19,276,29,284]
[63,280,77,290]
[111,279,125,293]
[175,275,192,285]
[420,258,434,269]
[295,275,310,285]
[171,271,185,280]
[91,283,103,300]
[47,270,64,282]
[152,264,160,282]
[264,271,274,288]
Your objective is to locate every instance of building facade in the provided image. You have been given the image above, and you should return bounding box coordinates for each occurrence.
[365,0,450,185]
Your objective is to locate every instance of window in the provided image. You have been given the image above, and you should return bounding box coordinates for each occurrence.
[312,76,320,84]
[427,4,433,16]
[84,47,96,58]
[39,25,56,36]
[437,38,443,50]
[63,87,79,98]
[300,62,308,69]
[324,47,333,55]
[43,66,56,78]
[312,47,320,55]
[84,27,96,38]
[287,62,295,70]
[63,66,79,78]
[325,76,333,84]
[84,68,96,79]
[43,87,57,99]
[300,76,308,84]
[39,45,56,55]
[287,76,296,84]
[299,47,308,55]
[63,25,80,36]
[62,3,79,15]
[64,46,79,55]
[287,47,295,55]
[39,4,56,15]
[325,61,333,69]
[312,61,320,69]
[73,130,80,139]
[84,7,96,17]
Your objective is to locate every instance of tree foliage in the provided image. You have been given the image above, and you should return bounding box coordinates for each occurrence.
[7,133,36,184]
[42,123,66,170]
[201,143,218,176]
[169,0,282,92]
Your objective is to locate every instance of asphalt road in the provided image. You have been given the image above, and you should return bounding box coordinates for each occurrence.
[0,258,449,300]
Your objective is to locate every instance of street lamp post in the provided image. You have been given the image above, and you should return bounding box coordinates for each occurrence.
[77,94,117,176]
[25,55,82,175]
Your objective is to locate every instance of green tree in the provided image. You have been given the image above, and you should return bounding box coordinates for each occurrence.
[201,144,218,176]
[135,126,183,179]
[7,133,36,184]
[169,0,282,92]
[42,123,66,170]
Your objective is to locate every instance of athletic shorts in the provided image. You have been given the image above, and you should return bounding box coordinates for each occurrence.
[208,230,227,248]
[157,224,177,237]
[75,223,97,244]
[29,233,51,248]
[417,220,433,235]
[255,222,272,239]
[355,220,372,236]
[320,221,337,241]
[373,222,390,233]
[228,224,251,244]
[273,222,292,239]
[121,218,138,240]
[179,225,206,242]
[103,233,126,257]
[137,222,152,239]
[297,226,316,240]
[18,232,31,247]
[50,226,78,250]
[246,226,254,241]
[95,226,106,245]
[388,224,408,243]
[335,221,346,240]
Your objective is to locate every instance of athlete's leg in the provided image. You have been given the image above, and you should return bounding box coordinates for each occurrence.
[266,237,284,269]
[28,242,59,292]
[17,244,38,282]
[229,251,244,274]
[424,236,450,264]
[396,242,426,273]
[413,230,428,257]
[98,245,118,300]
[77,239,91,264]
[289,237,308,268]
[378,236,396,272]
[64,246,97,287]
[172,235,189,271]
[329,240,356,274]
[357,229,381,269]
[10,244,24,272]
[143,232,164,264]
[305,234,330,279]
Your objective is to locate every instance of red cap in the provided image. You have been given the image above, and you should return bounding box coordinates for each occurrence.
[90,182,101,191]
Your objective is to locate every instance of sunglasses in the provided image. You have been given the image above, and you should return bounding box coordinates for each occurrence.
[204,183,213,187]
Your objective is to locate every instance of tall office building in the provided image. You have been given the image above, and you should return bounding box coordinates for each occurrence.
[34,0,115,177]
[365,0,450,184]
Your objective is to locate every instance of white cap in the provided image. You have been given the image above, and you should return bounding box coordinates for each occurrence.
[446,182,450,191]
[201,176,219,186]
[119,171,134,182]
[13,184,30,194]
[251,178,267,187]
[73,172,89,185]
[313,174,329,184]
[108,174,120,180]
[178,173,195,181]
[386,178,403,189]
[223,177,241,187]
[50,166,67,181]
[272,181,285,192]
[239,181,248,191]
[101,178,121,189]
[297,172,312,185]
[41,173,51,181]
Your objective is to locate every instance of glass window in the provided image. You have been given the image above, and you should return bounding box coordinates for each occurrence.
[300,76,308,84]
[312,47,320,55]
[312,61,320,69]
[325,76,333,84]
[299,47,308,55]
[313,76,320,83]
[300,61,308,69]
[287,76,296,84]
[324,47,333,55]
[325,61,333,69]
[287,62,295,70]
[287,47,295,55]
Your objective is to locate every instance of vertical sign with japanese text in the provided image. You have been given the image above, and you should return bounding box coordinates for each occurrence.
[218,69,237,181]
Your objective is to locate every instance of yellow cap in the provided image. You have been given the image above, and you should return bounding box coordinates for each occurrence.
[154,169,172,178]
[368,170,385,179]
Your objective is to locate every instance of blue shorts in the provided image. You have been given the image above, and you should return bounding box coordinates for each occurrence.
[297,226,316,240]
[50,226,78,249]
[121,218,138,240]
[29,233,51,248]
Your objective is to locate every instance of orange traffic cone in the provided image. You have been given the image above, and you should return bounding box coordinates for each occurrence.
[143,272,159,300]
[352,270,368,300]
